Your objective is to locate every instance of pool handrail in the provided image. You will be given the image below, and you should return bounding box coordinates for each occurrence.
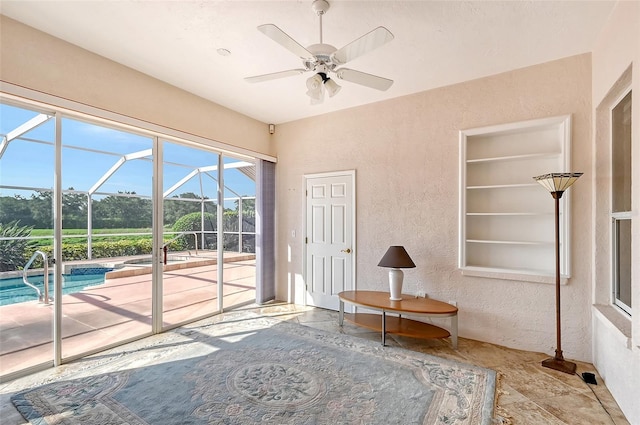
[22,250,50,304]
[162,232,198,264]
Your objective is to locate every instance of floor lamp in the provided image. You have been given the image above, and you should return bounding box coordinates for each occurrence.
[533,172,582,374]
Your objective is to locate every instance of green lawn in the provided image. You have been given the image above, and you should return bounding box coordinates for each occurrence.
[30,228,154,237]
[28,228,158,248]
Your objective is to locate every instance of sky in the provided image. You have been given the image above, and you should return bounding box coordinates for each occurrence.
[0,102,256,203]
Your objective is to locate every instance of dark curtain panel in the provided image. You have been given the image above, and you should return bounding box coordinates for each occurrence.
[255,159,276,303]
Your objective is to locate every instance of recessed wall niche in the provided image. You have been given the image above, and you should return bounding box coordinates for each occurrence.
[458,115,573,282]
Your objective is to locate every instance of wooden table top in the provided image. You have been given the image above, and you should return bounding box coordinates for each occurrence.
[338,290,458,315]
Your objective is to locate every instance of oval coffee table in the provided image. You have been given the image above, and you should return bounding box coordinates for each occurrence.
[338,290,458,348]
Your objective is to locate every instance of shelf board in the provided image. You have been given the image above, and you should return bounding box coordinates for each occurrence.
[466,152,560,163]
[466,183,539,190]
[344,313,451,339]
[459,266,568,284]
[466,239,552,246]
[466,212,552,216]
[462,265,555,276]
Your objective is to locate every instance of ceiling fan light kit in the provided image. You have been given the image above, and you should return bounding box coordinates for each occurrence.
[324,77,341,97]
[246,0,394,105]
[305,73,324,104]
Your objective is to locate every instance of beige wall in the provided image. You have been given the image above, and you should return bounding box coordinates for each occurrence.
[0,16,274,158]
[591,1,640,423]
[275,53,594,361]
[3,5,637,420]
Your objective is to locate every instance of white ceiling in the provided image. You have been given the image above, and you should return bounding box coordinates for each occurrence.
[0,1,616,125]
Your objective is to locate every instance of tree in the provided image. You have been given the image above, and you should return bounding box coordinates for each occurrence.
[0,196,35,226]
[163,192,205,226]
[92,192,152,228]
[227,197,256,232]
[62,189,88,228]
[233,197,255,216]
[30,191,53,228]
[1,189,91,229]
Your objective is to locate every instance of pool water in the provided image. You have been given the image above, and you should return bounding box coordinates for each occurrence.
[0,271,110,306]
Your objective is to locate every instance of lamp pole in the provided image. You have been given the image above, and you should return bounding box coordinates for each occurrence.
[543,191,576,371]
[554,192,562,358]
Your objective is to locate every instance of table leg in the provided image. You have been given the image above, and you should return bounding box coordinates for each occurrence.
[382,311,386,346]
[339,300,344,326]
[451,314,458,349]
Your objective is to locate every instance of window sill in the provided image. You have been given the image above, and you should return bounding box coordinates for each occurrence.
[593,304,632,349]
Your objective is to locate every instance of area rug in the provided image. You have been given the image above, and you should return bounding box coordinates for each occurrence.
[11,316,496,424]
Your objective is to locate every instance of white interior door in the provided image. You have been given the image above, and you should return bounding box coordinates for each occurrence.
[305,171,355,310]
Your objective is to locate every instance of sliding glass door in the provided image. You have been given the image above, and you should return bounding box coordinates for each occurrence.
[0,102,56,375]
[0,97,262,381]
[59,117,154,359]
[161,141,220,327]
[222,156,257,309]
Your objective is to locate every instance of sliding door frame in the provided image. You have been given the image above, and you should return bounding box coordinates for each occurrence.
[0,84,275,381]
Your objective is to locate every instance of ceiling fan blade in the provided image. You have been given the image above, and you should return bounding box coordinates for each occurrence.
[335,68,393,91]
[245,69,307,83]
[257,24,314,60]
[331,26,394,65]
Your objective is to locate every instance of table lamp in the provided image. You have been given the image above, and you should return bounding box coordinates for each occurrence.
[378,246,416,300]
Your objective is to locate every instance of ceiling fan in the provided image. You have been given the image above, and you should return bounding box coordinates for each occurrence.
[245,0,394,104]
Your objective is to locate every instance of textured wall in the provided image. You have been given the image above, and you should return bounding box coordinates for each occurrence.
[0,16,274,158]
[275,53,593,361]
[591,1,640,422]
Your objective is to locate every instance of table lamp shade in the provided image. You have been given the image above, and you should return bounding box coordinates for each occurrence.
[377,246,416,268]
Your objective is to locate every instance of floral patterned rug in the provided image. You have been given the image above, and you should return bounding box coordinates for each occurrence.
[11,316,496,424]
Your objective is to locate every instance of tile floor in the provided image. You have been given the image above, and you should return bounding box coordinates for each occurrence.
[0,302,630,425]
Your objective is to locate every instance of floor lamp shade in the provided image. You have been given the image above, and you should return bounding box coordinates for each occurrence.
[378,246,416,300]
[533,172,583,194]
[533,172,582,374]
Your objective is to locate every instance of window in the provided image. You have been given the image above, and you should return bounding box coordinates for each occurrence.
[611,90,632,315]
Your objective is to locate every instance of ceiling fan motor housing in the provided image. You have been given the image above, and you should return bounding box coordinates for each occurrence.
[304,43,338,71]
[312,0,330,16]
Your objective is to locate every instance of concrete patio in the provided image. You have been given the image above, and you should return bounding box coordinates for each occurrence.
[0,253,256,379]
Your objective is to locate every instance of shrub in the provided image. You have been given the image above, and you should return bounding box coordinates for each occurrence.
[172,212,215,250]
[0,221,34,271]
[22,239,156,263]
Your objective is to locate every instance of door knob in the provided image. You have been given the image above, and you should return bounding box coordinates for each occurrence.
[341,248,352,254]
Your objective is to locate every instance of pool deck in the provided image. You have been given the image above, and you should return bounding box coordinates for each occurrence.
[0,252,256,379]
[0,250,255,280]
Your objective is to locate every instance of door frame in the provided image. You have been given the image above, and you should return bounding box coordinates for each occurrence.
[303,170,357,309]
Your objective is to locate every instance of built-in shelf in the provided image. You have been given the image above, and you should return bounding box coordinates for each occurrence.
[459,115,573,281]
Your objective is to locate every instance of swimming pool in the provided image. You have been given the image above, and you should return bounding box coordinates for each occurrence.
[0,269,112,306]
